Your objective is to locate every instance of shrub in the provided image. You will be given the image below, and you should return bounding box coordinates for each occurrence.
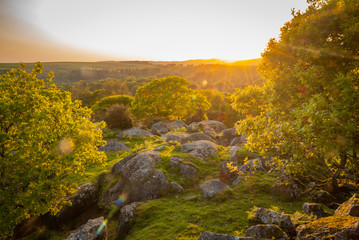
[103,104,134,130]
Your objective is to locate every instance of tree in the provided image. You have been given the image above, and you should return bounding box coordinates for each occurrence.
[131,76,211,120]
[233,0,359,183]
[0,63,106,238]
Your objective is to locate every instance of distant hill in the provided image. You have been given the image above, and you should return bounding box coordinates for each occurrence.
[0,59,262,92]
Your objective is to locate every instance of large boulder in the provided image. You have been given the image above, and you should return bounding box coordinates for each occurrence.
[303,202,331,218]
[167,120,187,131]
[118,127,152,138]
[56,183,99,222]
[66,216,107,240]
[117,202,141,240]
[187,120,227,135]
[99,139,130,152]
[252,207,295,234]
[296,215,359,239]
[169,155,184,169]
[335,193,359,217]
[183,132,216,143]
[181,140,218,161]
[151,121,169,135]
[100,151,170,206]
[199,179,229,199]
[162,133,188,143]
[230,135,248,147]
[198,231,254,240]
[245,224,288,240]
[217,128,239,146]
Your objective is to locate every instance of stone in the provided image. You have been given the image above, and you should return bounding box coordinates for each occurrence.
[167,120,187,131]
[199,179,229,199]
[117,202,140,240]
[303,202,331,218]
[296,215,359,240]
[66,216,107,240]
[171,182,184,193]
[181,140,218,161]
[169,155,184,169]
[217,128,239,146]
[271,182,299,200]
[151,121,169,135]
[162,133,188,143]
[180,164,198,179]
[335,194,359,217]
[310,190,336,205]
[182,132,216,143]
[198,231,254,240]
[245,224,288,240]
[101,151,170,206]
[187,120,227,134]
[184,196,197,201]
[118,127,152,138]
[220,160,240,186]
[253,207,295,234]
[99,139,130,152]
[230,135,248,146]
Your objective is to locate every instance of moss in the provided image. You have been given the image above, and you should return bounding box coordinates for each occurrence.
[303,216,359,233]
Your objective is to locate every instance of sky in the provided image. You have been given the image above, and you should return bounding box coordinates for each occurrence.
[0,0,308,63]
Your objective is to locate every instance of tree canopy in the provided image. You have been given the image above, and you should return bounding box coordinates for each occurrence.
[0,63,106,238]
[131,76,211,120]
[233,0,359,181]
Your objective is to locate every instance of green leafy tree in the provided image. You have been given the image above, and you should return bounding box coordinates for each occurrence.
[0,63,106,238]
[233,0,359,183]
[131,76,211,120]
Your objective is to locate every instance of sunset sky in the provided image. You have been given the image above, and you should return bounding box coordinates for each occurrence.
[0,0,308,63]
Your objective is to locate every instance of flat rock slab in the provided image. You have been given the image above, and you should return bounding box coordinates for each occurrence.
[199,179,229,198]
[118,127,152,138]
[99,139,130,152]
[181,140,218,160]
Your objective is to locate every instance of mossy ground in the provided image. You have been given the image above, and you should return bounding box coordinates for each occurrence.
[19,128,310,240]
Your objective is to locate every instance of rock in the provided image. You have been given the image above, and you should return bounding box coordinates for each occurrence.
[310,190,336,205]
[184,196,197,201]
[296,215,359,239]
[167,120,187,131]
[187,120,227,134]
[198,231,254,240]
[303,202,331,218]
[101,151,170,205]
[220,160,240,186]
[335,193,359,217]
[181,140,218,161]
[180,164,198,179]
[169,155,184,169]
[118,127,152,138]
[271,182,299,200]
[99,178,124,207]
[171,182,184,193]
[230,135,248,146]
[117,202,140,240]
[56,183,99,222]
[183,132,216,143]
[199,179,229,199]
[66,216,107,240]
[245,224,288,240]
[99,139,130,152]
[239,158,267,173]
[151,121,169,135]
[253,207,295,234]
[217,128,239,147]
[162,133,188,143]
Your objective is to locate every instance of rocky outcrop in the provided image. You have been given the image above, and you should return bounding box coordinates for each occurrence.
[296,215,359,239]
[66,216,107,240]
[335,193,359,217]
[100,151,170,206]
[303,202,331,218]
[117,127,152,138]
[217,128,239,147]
[162,133,188,143]
[117,202,141,240]
[169,155,184,169]
[230,135,248,147]
[187,120,227,135]
[181,140,218,161]
[252,207,295,234]
[199,179,229,199]
[183,132,216,143]
[198,231,254,240]
[99,139,130,152]
[167,120,187,131]
[245,224,288,240]
[151,121,169,135]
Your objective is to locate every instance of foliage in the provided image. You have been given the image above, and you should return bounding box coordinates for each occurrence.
[103,104,134,130]
[0,63,106,238]
[233,0,359,180]
[92,94,134,121]
[131,76,211,120]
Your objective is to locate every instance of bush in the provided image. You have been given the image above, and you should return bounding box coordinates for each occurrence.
[92,95,134,116]
[103,104,134,130]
